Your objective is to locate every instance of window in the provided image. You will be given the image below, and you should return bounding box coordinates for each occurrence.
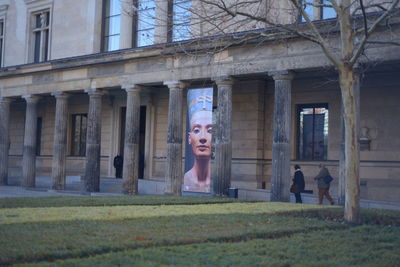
[103,0,121,51]
[0,19,4,67]
[297,104,329,160]
[71,114,87,156]
[32,10,50,63]
[172,0,192,41]
[136,0,155,47]
[301,0,336,22]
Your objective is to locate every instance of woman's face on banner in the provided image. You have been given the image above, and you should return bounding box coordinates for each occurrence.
[189,110,212,158]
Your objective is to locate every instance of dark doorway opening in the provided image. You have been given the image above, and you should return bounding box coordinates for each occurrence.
[119,106,147,178]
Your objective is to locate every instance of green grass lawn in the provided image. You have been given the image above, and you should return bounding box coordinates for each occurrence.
[0,196,399,266]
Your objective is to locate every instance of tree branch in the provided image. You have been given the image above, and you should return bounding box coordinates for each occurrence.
[350,0,400,65]
[359,0,369,37]
[198,0,322,43]
[288,0,342,68]
[366,40,400,46]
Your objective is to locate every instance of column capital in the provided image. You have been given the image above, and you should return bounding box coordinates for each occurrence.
[22,94,41,103]
[122,84,144,93]
[163,80,187,90]
[0,97,13,104]
[51,92,70,99]
[269,70,295,81]
[85,88,104,97]
[214,76,235,87]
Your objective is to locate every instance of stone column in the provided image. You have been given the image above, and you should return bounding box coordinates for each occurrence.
[269,71,294,202]
[51,92,69,190]
[214,77,233,196]
[122,85,142,194]
[0,97,12,185]
[120,0,133,49]
[22,95,40,188]
[164,81,185,195]
[84,89,103,192]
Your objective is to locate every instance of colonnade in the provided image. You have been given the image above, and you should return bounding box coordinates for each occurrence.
[0,72,294,200]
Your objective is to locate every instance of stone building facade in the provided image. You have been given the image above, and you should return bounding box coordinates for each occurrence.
[0,0,399,202]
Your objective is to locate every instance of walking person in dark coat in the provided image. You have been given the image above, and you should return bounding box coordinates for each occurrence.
[314,163,334,205]
[113,155,123,178]
[292,164,305,203]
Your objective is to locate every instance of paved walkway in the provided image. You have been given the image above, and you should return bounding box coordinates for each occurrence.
[1,176,124,198]
[1,177,399,211]
[0,186,85,198]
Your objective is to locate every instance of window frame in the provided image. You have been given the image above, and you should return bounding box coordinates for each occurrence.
[171,0,192,42]
[0,18,4,67]
[25,0,53,64]
[31,10,50,63]
[300,0,336,22]
[134,0,156,47]
[101,0,122,52]
[296,103,329,161]
[0,3,9,67]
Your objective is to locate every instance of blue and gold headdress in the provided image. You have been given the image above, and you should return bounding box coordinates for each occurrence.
[187,88,213,120]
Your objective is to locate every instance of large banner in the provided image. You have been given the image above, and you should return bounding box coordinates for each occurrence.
[183,88,213,193]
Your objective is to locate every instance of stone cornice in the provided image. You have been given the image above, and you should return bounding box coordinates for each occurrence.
[1,12,400,79]
[24,0,52,4]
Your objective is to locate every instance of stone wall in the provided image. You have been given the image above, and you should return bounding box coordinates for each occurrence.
[2,0,101,67]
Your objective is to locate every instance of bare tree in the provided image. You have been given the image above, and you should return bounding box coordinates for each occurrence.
[126,0,399,223]
[190,0,399,223]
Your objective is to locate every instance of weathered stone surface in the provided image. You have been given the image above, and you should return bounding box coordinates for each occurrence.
[22,95,40,188]
[0,98,12,185]
[122,85,142,194]
[214,77,233,196]
[88,64,125,78]
[83,89,103,192]
[51,92,69,190]
[164,81,185,195]
[32,73,58,83]
[269,71,293,202]
[137,58,167,72]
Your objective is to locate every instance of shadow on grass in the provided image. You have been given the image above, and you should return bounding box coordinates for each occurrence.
[0,195,253,209]
[274,207,400,226]
[0,212,346,265]
[23,225,400,267]
[1,198,399,265]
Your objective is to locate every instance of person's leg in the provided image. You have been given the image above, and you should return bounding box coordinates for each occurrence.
[295,193,302,203]
[116,167,122,178]
[318,189,324,205]
[325,189,334,204]
[296,193,303,203]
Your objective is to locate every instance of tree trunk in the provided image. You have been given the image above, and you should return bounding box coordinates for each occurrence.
[338,100,346,206]
[339,67,360,224]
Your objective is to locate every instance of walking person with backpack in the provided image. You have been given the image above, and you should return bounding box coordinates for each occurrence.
[314,163,335,205]
[291,164,305,203]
